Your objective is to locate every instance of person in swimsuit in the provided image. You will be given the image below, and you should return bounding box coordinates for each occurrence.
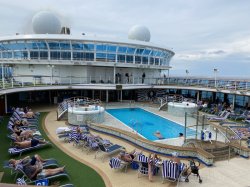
[9,155,65,180]
[118,149,140,162]
[9,154,47,167]
[148,153,159,182]
[13,138,47,149]
[11,129,34,142]
[154,130,164,139]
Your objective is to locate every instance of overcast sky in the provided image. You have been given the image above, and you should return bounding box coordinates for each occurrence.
[0,0,249,78]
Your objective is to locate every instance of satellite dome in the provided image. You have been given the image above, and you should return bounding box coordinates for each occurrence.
[128,25,151,42]
[32,11,61,34]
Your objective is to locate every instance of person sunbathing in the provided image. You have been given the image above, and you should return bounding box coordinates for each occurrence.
[118,149,140,162]
[9,154,48,168]
[25,109,35,118]
[14,138,47,148]
[23,163,65,180]
[11,129,34,142]
[154,131,164,139]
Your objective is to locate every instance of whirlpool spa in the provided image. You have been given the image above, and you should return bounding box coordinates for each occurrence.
[167,102,198,117]
[68,105,105,125]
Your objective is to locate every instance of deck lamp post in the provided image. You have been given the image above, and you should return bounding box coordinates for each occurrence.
[213,68,218,88]
[185,69,189,84]
[47,65,54,85]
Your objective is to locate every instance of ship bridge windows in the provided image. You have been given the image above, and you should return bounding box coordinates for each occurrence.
[117,46,127,53]
[14,51,28,59]
[72,43,94,51]
[107,45,117,52]
[47,41,70,50]
[107,54,116,62]
[72,52,94,61]
[142,49,151,55]
[60,42,71,50]
[96,53,107,62]
[40,51,48,60]
[150,57,154,65]
[126,55,133,63]
[84,53,94,61]
[48,41,60,50]
[117,54,125,63]
[126,47,136,54]
[50,51,60,60]
[36,41,47,49]
[83,44,94,51]
[135,56,141,64]
[155,58,159,65]
[72,43,83,50]
[73,52,83,60]
[26,42,39,50]
[2,52,12,58]
[30,51,39,59]
[96,44,107,52]
[142,56,148,64]
[135,48,144,55]
[61,51,71,60]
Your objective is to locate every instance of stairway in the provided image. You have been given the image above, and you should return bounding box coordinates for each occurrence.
[184,139,238,162]
[205,145,237,161]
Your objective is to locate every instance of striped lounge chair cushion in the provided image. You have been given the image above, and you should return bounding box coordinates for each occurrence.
[16,177,27,185]
[162,160,178,180]
[109,157,121,169]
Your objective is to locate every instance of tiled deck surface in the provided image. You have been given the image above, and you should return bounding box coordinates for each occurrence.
[41,103,250,187]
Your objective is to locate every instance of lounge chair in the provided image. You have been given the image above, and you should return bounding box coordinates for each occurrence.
[95,143,124,161]
[137,154,159,178]
[8,142,51,156]
[109,157,129,172]
[206,110,227,119]
[83,137,99,154]
[208,112,230,122]
[60,184,74,187]
[14,163,69,184]
[3,158,59,178]
[162,160,186,183]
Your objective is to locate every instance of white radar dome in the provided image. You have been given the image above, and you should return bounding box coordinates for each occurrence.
[128,25,151,42]
[32,11,61,34]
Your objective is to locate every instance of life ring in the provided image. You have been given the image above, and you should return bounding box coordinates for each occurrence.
[201,130,212,142]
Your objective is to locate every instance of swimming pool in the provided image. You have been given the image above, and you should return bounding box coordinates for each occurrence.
[106,108,192,141]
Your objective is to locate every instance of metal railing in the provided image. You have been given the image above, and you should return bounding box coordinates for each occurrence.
[0,75,249,92]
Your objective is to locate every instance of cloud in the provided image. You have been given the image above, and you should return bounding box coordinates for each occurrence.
[0,0,250,77]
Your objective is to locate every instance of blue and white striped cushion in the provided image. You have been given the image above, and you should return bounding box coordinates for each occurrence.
[138,154,148,163]
[109,157,121,169]
[16,177,26,185]
[8,148,20,154]
[162,160,178,180]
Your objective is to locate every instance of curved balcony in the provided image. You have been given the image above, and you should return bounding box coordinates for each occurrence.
[0,76,249,97]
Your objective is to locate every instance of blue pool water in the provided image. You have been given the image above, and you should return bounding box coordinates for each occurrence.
[106,108,192,141]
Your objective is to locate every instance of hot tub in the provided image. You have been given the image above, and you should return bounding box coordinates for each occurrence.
[168,102,197,117]
[68,105,105,125]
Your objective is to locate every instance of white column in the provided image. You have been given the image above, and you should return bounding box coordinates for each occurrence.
[120,90,123,102]
[113,66,116,84]
[2,63,5,89]
[106,90,109,102]
[5,94,8,114]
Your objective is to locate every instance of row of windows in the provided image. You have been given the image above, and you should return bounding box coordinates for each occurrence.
[0,40,171,58]
[0,51,168,65]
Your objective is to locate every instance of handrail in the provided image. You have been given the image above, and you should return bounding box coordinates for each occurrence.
[216,127,231,143]
[88,122,215,164]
